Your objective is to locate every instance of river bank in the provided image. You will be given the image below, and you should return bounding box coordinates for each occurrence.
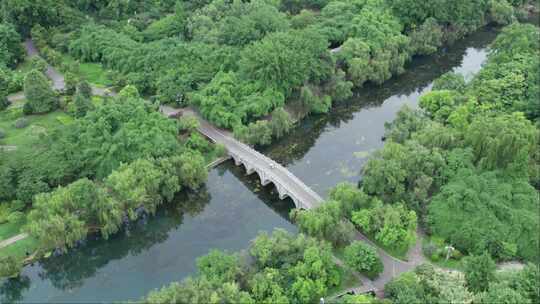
[0,25,501,303]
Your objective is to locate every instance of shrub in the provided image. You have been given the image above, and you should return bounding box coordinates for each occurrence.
[7,211,24,223]
[343,241,384,279]
[0,128,5,139]
[29,57,48,74]
[0,256,22,278]
[23,70,58,114]
[0,95,8,111]
[14,118,29,129]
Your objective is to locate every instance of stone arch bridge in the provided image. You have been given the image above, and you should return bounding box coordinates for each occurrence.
[163,107,324,210]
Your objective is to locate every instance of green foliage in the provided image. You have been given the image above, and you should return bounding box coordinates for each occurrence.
[362,141,446,213]
[0,23,24,68]
[193,71,284,128]
[432,72,466,92]
[76,80,92,99]
[0,0,68,35]
[343,241,383,278]
[23,70,58,114]
[476,283,531,304]
[269,107,293,139]
[249,229,341,303]
[27,150,208,251]
[383,106,428,144]
[59,96,180,179]
[143,8,186,41]
[233,109,293,146]
[419,90,460,123]
[13,117,28,129]
[146,278,254,304]
[177,116,200,133]
[0,256,21,278]
[464,112,537,174]
[72,92,93,118]
[188,0,289,46]
[385,264,473,304]
[104,159,173,218]
[28,57,47,74]
[239,28,331,97]
[27,178,104,250]
[291,200,354,247]
[427,170,539,261]
[196,250,240,285]
[488,0,516,25]
[463,252,496,292]
[408,18,443,55]
[351,201,417,251]
[334,294,380,304]
[335,3,410,87]
[328,182,371,219]
[145,230,340,304]
[234,120,272,146]
[469,24,540,123]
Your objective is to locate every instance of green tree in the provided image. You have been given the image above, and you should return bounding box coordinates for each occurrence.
[105,159,174,218]
[419,90,460,123]
[26,178,104,250]
[465,112,537,174]
[0,92,8,111]
[292,200,354,246]
[428,170,539,261]
[409,18,443,55]
[248,268,289,303]
[0,256,21,278]
[23,69,58,114]
[0,23,24,68]
[463,252,496,292]
[239,28,331,97]
[328,182,371,219]
[343,241,383,278]
[477,283,531,304]
[269,107,292,139]
[352,201,417,251]
[73,92,93,118]
[196,250,240,285]
[76,80,92,99]
[433,72,467,92]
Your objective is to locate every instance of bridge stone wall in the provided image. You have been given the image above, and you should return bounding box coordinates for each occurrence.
[230,152,306,210]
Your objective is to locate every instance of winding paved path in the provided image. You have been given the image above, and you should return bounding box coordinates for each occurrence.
[0,233,28,249]
[7,40,114,103]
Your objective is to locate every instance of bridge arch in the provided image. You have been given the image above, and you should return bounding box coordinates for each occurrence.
[230,154,302,209]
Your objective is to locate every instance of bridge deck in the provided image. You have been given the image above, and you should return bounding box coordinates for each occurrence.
[169,107,323,210]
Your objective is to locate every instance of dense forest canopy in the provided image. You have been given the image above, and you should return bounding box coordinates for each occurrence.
[0,0,539,302]
[2,0,528,140]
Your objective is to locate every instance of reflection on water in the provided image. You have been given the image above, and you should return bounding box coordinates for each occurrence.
[1,26,500,303]
[263,27,498,196]
[1,164,296,303]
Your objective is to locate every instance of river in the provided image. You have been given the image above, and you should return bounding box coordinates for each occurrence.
[1,26,499,303]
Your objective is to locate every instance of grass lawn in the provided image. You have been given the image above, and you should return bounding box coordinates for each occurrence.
[432,258,465,271]
[0,220,25,241]
[422,237,465,271]
[0,107,73,154]
[61,54,112,87]
[0,236,38,260]
[373,238,410,261]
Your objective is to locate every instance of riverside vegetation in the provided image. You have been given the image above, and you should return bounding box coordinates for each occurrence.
[0,0,539,303]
